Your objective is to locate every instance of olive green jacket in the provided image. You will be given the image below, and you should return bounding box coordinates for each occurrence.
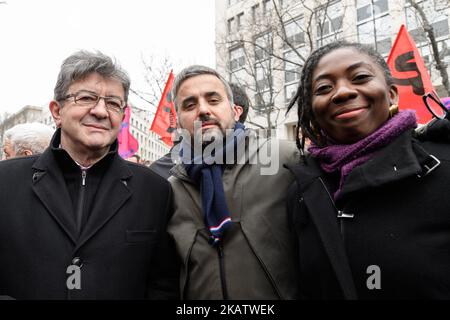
[168,131,300,299]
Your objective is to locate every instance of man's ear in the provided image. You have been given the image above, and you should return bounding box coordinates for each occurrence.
[233,105,243,122]
[22,150,33,156]
[49,100,62,128]
[389,84,399,106]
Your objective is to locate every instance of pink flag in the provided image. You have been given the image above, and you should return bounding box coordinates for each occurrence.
[118,106,139,159]
[442,97,450,110]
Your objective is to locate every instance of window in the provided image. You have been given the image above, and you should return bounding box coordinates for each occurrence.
[228,0,241,7]
[316,1,343,46]
[356,0,389,22]
[255,63,270,92]
[432,19,450,38]
[252,4,261,23]
[284,50,303,83]
[282,0,294,8]
[405,0,449,65]
[263,0,274,14]
[237,12,244,29]
[284,48,307,103]
[230,68,247,86]
[439,39,450,63]
[356,0,392,55]
[227,17,235,35]
[406,1,449,42]
[255,33,272,61]
[254,90,272,114]
[284,17,305,48]
[229,47,246,71]
[285,82,298,105]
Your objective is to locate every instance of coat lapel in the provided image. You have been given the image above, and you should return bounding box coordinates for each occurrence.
[32,149,78,244]
[75,156,132,251]
[288,162,358,299]
[303,178,358,299]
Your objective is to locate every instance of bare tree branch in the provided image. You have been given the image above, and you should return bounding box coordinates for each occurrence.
[407,0,450,95]
[131,54,173,108]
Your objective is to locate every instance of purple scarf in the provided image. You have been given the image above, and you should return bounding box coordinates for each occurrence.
[308,110,417,199]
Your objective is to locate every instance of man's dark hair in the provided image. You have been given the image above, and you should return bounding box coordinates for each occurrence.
[229,83,250,123]
[172,65,234,110]
[287,41,394,154]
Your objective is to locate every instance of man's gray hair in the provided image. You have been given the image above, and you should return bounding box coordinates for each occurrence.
[4,122,55,155]
[172,65,234,110]
[53,50,130,104]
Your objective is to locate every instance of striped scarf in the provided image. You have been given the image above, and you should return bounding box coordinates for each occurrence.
[182,122,246,246]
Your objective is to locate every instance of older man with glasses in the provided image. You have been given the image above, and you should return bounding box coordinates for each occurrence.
[0,50,179,299]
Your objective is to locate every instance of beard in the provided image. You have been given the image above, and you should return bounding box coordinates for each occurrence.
[200,126,225,145]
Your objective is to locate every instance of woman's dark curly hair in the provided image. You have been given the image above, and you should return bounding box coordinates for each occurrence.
[287,41,394,155]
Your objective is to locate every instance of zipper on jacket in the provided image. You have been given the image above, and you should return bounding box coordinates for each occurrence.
[75,169,87,236]
[182,232,197,299]
[241,229,282,299]
[217,244,229,300]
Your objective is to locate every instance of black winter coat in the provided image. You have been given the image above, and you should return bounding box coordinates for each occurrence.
[0,132,179,299]
[287,128,450,299]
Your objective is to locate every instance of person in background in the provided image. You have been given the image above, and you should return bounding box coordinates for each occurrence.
[0,50,178,299]
[126,153,140,163]
[286,41,450,299]
[228,82,250,123]
[2,122,54,160]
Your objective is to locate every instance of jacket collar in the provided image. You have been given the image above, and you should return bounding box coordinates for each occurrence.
[31,129,132,246]
[33,128,119,171]
[338,130,426,200]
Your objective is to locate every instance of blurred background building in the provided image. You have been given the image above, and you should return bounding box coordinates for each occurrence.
[215,0,450,139]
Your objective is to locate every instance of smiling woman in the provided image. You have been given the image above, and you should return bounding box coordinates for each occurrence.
[310,48,396,144]
[286,41,450,299]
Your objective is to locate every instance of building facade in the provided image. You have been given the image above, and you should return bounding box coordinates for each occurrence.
[0,105,48,156]
[215,0,450,140]
[129,106,171,164]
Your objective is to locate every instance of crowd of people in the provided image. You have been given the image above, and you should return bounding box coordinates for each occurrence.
[0,41,449,300]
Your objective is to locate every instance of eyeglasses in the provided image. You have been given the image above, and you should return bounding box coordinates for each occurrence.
[422,91,449,120]
[63,90,126,114]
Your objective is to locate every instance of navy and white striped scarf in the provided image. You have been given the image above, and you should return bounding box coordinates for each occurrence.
[182,122,246,247]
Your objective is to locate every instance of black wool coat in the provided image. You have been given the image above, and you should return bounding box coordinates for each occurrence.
[287,129,450,299]
[0,134,179,300]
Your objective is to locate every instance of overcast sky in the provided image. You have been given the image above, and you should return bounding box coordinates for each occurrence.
[0,0,216,115]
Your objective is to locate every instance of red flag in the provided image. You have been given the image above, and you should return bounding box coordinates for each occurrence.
[150,71,177,146]
[387,24,436,124]
[118,106,139,159]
